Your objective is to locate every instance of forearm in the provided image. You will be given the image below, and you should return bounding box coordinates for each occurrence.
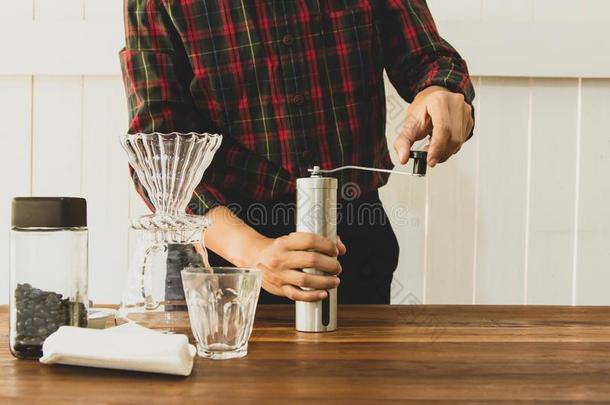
[381,0,475,104]
[203,206,343,302]
[203,206,271,268]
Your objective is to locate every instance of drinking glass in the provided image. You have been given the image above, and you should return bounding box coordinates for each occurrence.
[181,267,262,359]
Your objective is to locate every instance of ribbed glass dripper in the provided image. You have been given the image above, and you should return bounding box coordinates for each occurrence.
[120,132,222,218]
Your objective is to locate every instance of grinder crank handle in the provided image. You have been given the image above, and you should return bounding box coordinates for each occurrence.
[308,150,428,177]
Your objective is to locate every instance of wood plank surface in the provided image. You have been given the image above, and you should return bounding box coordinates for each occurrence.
[3,305,610,403]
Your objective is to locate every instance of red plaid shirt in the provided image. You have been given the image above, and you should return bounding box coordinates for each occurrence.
[121,0,474,213]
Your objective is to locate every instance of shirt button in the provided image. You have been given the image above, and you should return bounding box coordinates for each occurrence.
[282,34,295,46]
[292,94,305,106]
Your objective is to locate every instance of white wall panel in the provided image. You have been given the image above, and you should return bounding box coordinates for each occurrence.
[34,0,83,20]
[0,77,32,300]
[31,77,83,196]
[482,0,533,22]
[425,141,477,304]
[575,79,610,305]
[84,0,122,21]
[526,79,578,304]
[128,182,152,220]
[427,0,481,21]
[533,0,580,22]
[426,73,481,304]
[82,76,129,304]
[475,78,530,304]
[581,0,610,22]
[425,76,481,304]
[4,19,610,77]
[381,81,427,304]
[0,0,33,20]
[1,0,610,305]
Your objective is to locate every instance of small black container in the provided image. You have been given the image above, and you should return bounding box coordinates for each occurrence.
[9,197,89,359]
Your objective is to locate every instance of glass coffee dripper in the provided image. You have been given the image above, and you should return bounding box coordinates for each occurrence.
[116,132,222,332]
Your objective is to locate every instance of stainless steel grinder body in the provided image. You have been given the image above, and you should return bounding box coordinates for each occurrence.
[295,175,338,332]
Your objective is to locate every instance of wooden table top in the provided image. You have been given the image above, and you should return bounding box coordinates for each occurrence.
[3,304,610,404]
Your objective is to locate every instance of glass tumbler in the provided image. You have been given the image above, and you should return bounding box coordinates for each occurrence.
[181,267,262,359]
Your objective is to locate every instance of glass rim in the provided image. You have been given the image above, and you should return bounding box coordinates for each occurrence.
[120,132,223,141]
[181,266,261,276]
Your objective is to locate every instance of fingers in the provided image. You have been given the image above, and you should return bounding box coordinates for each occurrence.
[282,251,342,275]
[281,285,328,302]
[336,236,347,256]
[394,111,432,165]
[463,102,474,141]
[393,117,416,165]
[280,232,338,257]
[426,95,451,167]
[282,269,340,290]
[259,232,345,302]
[426,92,470,167]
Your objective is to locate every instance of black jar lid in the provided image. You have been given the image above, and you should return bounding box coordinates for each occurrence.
[12,197,87,228]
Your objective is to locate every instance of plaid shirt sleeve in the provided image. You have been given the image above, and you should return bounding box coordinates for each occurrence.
[120,0,476,216]
[379,1,475,105]
[120,0,223,213]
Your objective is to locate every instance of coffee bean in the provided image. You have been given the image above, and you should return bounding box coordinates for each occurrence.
[11,283,87,359]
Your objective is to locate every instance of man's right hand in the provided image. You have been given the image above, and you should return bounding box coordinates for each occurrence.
[252,232,346,302]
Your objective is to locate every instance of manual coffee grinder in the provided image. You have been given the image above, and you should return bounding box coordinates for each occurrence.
[295,150,428,332]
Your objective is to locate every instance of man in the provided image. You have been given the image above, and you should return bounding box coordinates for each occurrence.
[121,0,475,305]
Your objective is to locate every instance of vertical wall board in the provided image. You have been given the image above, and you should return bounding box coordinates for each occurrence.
[482,0,533,22]
[128,184,152,220]
[0,0,33,20]
[84,0,122,21]
[82,76,129,304]
[427,0,482,22]
[533,0,581,22]
[425,141,477,304]
[0,77,33,304]
[575,79,610,305]
[34,0,84,20]
[381,172,428,305]
[31,76,83,197]
[381,78,427,305]
[526,78,578,304]
[475,77,530,304]
[580,0,610,22]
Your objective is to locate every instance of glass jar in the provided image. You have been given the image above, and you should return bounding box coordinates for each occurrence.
[9,197,89,359]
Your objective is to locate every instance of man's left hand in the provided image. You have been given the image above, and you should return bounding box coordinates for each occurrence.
[394,86,474,168]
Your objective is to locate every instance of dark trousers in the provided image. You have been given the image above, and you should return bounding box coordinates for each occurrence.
[166,190,399,304]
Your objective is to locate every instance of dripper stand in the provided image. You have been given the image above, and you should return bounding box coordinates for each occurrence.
[116,132,222,332]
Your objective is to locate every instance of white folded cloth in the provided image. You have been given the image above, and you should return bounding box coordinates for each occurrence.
[40,323,196,376]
